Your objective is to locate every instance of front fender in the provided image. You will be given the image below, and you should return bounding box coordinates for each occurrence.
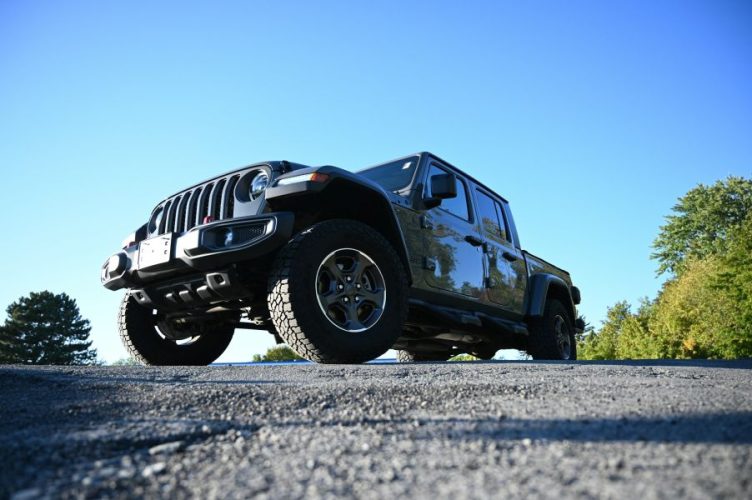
[265,166,414,284]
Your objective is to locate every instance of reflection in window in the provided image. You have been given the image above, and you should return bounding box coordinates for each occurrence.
[475,190,507,241]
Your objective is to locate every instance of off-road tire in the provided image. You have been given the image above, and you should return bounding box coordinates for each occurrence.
[527,298,576,360]
[396,350,452,362]
[267,219,408,363]
[118,294,235,366]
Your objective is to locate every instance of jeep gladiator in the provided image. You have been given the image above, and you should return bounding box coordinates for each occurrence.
[101,152,583,364]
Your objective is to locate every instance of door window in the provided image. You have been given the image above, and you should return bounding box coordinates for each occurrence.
[427,165,471,221]
[475,190,507,241]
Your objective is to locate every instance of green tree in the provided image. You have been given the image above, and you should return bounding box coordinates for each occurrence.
[652,176,752,276]
[0,291,97,365]
[714,213,752,356]
[613,298,660,359]
[647,258,735,358]
[578,301,632,360]
[0,321,16,363]
[252,345,303,362]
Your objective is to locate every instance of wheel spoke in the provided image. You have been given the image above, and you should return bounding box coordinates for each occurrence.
[321,254,344,281]
[351,255,370,282]
[359,287,385,307]
[319,292,344,308]
[342,302,366,331]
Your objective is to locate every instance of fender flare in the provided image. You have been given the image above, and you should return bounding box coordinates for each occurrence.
[266,166,414,284]
[526,273,576,320]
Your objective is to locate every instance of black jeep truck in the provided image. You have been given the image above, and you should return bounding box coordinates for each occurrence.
[102,152,583,364]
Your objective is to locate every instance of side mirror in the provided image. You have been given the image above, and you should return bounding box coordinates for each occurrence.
[424,173,457,208]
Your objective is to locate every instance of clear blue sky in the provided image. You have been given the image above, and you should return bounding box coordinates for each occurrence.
[1,1,750,363]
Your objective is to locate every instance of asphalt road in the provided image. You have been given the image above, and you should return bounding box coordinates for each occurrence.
[1,360,751,499]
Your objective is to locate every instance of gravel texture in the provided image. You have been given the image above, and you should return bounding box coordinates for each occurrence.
[1,360,751,499]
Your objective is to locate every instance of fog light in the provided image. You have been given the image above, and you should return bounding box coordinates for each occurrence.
[223,228,234,247]
[107,254,125,274]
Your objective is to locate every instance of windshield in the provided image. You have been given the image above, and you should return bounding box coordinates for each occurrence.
[357,157,419,194]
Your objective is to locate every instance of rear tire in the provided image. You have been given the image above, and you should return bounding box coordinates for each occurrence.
[118,294,235,366]
[527,298,576,360]
[267,219,408,363]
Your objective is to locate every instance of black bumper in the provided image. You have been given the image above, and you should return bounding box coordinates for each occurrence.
[101,212,294,292]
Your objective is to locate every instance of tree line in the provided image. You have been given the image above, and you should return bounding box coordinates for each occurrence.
[578,176,752,359]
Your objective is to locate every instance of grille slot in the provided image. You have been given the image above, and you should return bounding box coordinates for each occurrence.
[166,196,179,234]
[186,187,202,231]
[198,183,214,226]
[176,194,190,233]
[159,200,172,234]
[223,175,240,219]
[212,179,227,221]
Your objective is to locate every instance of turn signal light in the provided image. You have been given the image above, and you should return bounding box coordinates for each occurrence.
[275,172,330,186]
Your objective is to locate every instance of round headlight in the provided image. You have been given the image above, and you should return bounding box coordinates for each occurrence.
[250,172,270,199]
[149,207,164,233]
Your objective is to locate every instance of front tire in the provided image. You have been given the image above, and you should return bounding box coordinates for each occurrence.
[267,219,408,363]
[118,294,235,366]
[527,298,576,360]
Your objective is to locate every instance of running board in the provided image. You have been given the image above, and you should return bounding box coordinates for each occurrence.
[408,299,528,337]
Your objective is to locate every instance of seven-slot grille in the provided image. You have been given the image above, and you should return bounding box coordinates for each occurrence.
[151,170,253,236]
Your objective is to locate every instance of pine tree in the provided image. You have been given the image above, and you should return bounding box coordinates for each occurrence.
[0,291,97,365]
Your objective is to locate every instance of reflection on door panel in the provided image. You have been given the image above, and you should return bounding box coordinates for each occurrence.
[424,165,485,298]
[475,189,526,312]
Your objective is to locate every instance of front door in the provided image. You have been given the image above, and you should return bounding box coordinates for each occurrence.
[423,164,485,299]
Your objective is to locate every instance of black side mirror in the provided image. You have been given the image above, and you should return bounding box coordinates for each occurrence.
[424,173,457,208]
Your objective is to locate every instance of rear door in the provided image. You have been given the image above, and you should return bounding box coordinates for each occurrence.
[472,188,527,314]
[422,163,485,299]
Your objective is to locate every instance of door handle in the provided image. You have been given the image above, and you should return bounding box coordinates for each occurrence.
[464,235,483,247]
[502,251,518,262]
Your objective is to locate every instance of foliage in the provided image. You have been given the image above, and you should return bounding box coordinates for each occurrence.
[0,291,98,365]
[648,258,737,358]
[578,301,629,360]
[580,195,752,360]
[651,176,752,276]
[111,357,140,366]
[448,353,478,361]
[713,213,752,356]
[252,345,304,362]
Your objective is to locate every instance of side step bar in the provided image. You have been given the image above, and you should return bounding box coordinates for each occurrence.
[407,298,528,337]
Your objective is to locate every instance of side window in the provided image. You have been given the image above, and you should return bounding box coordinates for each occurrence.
[475,190,504,240]
[495,201,512,243]
[427,165,470,221]
[475,190,509,242]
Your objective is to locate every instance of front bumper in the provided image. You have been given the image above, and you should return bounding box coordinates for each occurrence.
[101,212,294,292]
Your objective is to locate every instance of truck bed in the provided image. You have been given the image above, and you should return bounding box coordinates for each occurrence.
[523,251,572,285]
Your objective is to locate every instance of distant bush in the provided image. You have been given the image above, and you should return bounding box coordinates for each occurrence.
[111,357,140,366]
[448,354,478,362]
[252,345,304,362]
